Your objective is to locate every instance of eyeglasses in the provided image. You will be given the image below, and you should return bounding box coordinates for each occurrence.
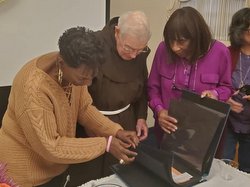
[122,44,149,54]
[118,34,149,54]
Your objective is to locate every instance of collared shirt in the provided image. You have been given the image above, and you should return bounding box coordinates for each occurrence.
[148,40,232,142]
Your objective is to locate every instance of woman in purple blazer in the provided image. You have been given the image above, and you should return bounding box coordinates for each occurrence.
[148,7,232,144]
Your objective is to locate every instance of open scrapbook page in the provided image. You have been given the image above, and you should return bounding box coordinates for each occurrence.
[112,90,230,187]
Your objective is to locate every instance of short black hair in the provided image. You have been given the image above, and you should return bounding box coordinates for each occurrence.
[229,8,250,48]
[163,7,212,64]
[58,26,103,74]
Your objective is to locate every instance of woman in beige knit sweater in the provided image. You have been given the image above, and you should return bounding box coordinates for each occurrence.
[0,27,139,187]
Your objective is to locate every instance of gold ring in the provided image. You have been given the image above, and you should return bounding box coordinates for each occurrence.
[119,159,125,164]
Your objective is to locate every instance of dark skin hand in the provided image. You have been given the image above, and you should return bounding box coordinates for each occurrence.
[108,129,139,164]
[116,129,139,148]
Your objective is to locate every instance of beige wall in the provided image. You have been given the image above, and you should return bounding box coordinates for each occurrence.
[0,0,106,86]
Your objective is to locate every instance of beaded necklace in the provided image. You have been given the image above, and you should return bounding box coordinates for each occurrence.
[239,52,250,88]
[62,83,72,105]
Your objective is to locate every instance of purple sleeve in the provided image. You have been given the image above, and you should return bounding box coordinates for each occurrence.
[148,42,165,113]
[213,45,233,101]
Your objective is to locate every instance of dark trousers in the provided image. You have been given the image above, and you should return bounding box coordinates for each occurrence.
[35,172,68,187]
[66,156,103,187]
[141,127,159,148]
[223,127,250,173]
[35,156,103,187]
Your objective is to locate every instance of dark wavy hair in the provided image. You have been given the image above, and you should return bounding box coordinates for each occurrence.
[163,6,212,64]
[58,26,103,75]
[229,8,250,48]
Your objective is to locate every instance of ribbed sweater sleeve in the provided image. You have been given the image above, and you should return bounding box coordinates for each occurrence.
[18,109,107,164]
[77,86,123,137]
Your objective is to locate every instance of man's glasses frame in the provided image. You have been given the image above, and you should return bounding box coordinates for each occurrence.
[122,44,149,54]
[118,34,149,54]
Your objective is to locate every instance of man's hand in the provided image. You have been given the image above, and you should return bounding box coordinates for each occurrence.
[136,119,148,141]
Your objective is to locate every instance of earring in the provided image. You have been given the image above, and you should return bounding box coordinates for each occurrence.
[58,66,63,85]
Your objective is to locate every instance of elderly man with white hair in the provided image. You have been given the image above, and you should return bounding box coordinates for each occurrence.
[90,9,151,175]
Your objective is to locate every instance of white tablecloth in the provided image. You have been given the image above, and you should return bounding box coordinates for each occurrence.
[79,159,250,187]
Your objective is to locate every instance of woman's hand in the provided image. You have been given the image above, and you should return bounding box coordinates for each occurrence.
[227,97,243,113]
[243,94,250,101]
[108,136,138,164]
[201,90,218,100]
[227,90,244,113]
[116,130,139,148]
[136,119,148,141]
[158,109,177,134]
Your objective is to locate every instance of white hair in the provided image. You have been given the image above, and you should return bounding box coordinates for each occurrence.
[118,10,151,43]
